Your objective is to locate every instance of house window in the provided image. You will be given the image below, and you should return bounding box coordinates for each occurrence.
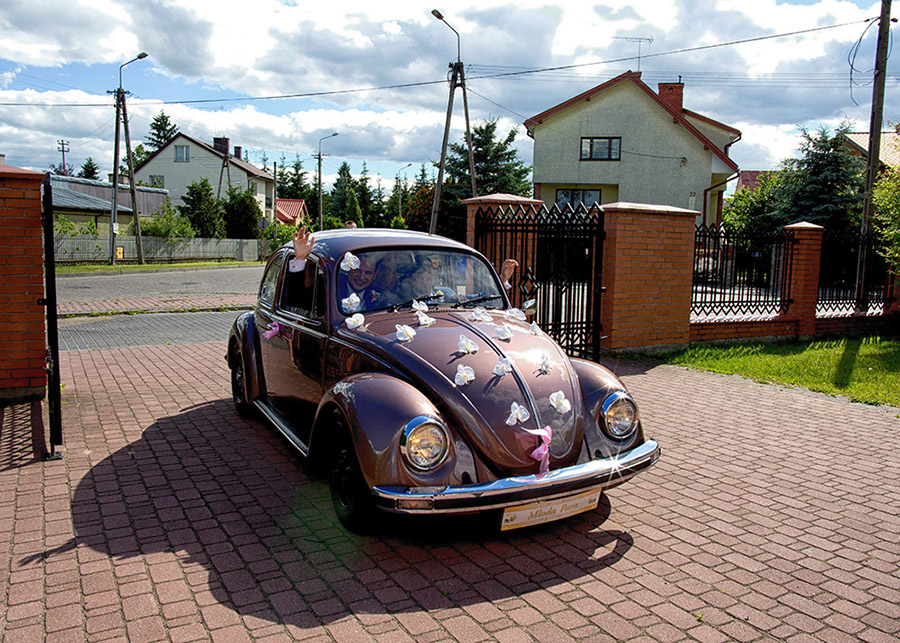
[175,145,190,162]
[148,175,165,188]
[556,189,601,210]
[580,137,621,161]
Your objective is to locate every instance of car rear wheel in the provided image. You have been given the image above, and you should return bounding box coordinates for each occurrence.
[230,346,253,417]
[330,422,372,532]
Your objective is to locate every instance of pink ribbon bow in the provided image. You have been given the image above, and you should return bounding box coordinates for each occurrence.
[263,321,282,339]
[516,425,552,478]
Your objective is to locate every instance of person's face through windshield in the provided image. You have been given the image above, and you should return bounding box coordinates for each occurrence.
[348,258,375,292]
[374,254,399,291]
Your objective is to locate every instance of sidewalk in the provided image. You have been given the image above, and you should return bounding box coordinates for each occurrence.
[58,294,256,316]
[1,343,899,642]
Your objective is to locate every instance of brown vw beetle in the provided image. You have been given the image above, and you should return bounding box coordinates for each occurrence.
[228,229,659,532]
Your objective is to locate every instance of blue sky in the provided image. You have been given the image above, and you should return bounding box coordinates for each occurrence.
[0,0,894,193]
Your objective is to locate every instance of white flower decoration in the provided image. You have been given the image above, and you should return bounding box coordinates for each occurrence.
[539,353,553,374]
[469,307,493,323]
[496,323,514,341]
[507,308,526,321]
[523,299,536,310]
[345,313,365,329]
[505,401,531,426]
[416,311,436,326]
[341,292,361,313]
[454,364,476,386]
[529,321,541,336]
[549,390,571,414]
[457,335,478,354]
[340,252,360,272]
[493,357,512,377]
[412,300,428,313]
[396,324,416,342]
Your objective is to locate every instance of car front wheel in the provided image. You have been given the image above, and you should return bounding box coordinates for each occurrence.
[230,346,253,417]
[330,423,373,532]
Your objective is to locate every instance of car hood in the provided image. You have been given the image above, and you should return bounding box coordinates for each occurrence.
[336,309,585,475]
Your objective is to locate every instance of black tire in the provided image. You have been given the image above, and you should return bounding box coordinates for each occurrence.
[329,423,373,532]
[230,346,253,417]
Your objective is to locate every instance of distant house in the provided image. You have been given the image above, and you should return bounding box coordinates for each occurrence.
[47,174,168,235]
[735,170,770,192]
[841,131,900,168]
[134,134,275,220]
[275,199,309,225]
[524,71,741,225]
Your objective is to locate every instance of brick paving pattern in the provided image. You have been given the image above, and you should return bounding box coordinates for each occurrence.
[1,342,898,642]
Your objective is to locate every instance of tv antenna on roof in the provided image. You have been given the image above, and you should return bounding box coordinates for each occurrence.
[613,36,653,72]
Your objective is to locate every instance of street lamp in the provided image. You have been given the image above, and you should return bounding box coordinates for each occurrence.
[109,51,148,265]
[317,132,339,230]
[430,9,476,235]
[397,162,412,218]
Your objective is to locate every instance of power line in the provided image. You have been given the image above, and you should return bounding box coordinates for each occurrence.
[0,18,875,108]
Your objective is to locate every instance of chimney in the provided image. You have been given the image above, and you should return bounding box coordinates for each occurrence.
[0,153,5,165]
[213,137,230,155]
[233,145,242,160]
[658,81,684,113]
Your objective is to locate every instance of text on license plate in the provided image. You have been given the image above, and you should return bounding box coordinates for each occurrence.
[500,489,601,531]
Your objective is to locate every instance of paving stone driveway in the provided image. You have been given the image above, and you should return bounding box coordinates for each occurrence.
[1,341,898,642]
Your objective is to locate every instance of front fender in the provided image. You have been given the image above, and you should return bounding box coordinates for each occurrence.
[571,358,644,457]
[228,311,264,403]
[312,373,479,490]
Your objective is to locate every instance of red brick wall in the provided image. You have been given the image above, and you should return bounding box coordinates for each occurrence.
[0,166,47,404]
[600,203,697,350]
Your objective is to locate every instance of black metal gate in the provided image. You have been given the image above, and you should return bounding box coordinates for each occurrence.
[474,203,604,361]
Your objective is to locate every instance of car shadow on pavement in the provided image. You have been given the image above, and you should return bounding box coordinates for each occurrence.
[28,399,634,629]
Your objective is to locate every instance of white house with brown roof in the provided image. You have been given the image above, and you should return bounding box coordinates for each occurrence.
[524,71,741,225]
[134,134,275,220]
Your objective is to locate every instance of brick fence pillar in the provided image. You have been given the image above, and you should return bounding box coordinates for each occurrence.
[600,202,697,351]
[780,222,823,337]
[0,166,47,405]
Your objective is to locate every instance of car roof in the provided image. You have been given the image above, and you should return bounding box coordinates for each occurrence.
[281,228,477,264]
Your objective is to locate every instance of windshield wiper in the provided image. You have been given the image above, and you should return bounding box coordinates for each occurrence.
[452,294,502,308]
[392,293,445,312]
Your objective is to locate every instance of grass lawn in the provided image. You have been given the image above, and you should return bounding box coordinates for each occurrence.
[655,335,900,408]
[56,260,263,275]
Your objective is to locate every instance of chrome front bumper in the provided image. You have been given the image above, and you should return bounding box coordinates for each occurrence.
[373,439,660,514]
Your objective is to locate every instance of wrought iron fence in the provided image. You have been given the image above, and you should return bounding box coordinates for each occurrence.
[692,224,793,319]
[818,228,895,315]
[474,202,603,360]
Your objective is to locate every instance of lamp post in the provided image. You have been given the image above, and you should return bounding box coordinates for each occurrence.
[109,51,148,265]
[317,132,338,230]
[430,10,477,235]
[397,162,412,218]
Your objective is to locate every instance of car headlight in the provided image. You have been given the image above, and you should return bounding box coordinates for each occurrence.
[600,391,639,439]
[400,416,449,470]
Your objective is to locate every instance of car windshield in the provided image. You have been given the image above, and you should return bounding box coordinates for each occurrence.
[335,248,506,315]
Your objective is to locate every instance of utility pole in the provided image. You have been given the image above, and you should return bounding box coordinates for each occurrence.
[430,10,477,236]
[317,132,338,230]
[854,0,893,312]
[56,140,69,174]
[108,88,123,265]
[120,95,144,263]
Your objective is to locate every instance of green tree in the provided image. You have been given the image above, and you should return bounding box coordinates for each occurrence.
[344,188,363,227]
[723,172,792,235]
[145,111,179,150]
[277,154,315,202]
[445,119,532,198]
[178,178,225,238]
[356,162,374,225]
[328,162,357,221]
[78,157,101,180]
[873,163,900,271]
[404,166,435,232]
[49,162,73,176]
[140,200,196,241]
[223,185,263,239]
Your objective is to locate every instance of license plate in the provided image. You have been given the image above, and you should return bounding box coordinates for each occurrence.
[500,489,601,531]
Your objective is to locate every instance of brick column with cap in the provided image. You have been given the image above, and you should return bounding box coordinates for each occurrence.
[0,166,47,405]
[600,202,697,351]
[780,222,824,337]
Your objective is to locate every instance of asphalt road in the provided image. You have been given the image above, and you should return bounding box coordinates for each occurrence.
[57,265,263,302]
[57,311,242,351]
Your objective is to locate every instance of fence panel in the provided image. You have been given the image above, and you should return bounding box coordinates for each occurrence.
[817,229,895,316]
[692,224,793,319]
[54,235,261,263]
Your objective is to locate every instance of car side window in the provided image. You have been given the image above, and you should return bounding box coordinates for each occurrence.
[280,257,321,319]
[259,254,284,308]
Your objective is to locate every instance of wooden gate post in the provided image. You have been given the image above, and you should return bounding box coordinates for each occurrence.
[600,202,697,351]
